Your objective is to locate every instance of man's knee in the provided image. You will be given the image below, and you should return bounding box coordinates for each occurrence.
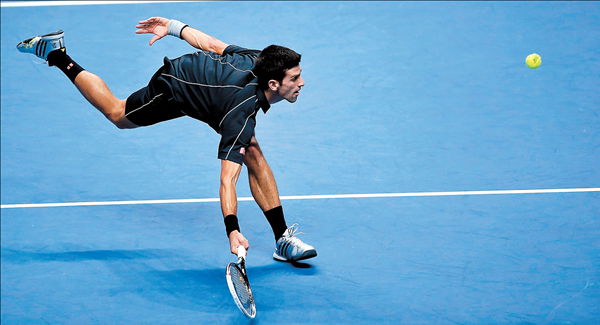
[246,144,261,158]
[114,117,139,129]
[107,100,138,129]
[244,138,264,165]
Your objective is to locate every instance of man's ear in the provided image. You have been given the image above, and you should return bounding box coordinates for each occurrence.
[268,79,279,91]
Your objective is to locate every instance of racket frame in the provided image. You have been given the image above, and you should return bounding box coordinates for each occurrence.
[226,246,256,318]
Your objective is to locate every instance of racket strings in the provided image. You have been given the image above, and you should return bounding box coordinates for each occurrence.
[229,266,253,311]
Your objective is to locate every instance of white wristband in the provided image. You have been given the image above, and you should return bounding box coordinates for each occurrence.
[167,19,188,39]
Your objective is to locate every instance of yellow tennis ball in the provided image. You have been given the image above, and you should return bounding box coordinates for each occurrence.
[526,53,542,69]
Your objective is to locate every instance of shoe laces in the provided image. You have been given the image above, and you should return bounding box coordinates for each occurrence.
[284,224,308,247]
[285,223,303,237]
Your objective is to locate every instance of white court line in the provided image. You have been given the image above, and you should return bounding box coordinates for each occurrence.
[1,1,191,8]
[1,188,598,209]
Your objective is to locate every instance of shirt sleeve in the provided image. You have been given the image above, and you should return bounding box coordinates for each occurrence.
[217,107,257,165]
[222,45,261,57]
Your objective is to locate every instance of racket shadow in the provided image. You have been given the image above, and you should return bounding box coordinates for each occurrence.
[108,264,231,310]
[106,260,318,312]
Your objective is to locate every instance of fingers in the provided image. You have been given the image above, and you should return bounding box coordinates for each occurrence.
[135,17,158,32]
[229,232,250,255]
[135,24,154,33]
[240,238,250,250]
[135,25,152,36]
[232,241,250,255]
[137,17,167,27]
[231,244,249,255]
[136,21,155,28]
[138,17,158,24]
[136,22,151,30]
[149,35,162,46]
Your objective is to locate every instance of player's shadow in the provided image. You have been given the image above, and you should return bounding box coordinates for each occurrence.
[139,262,316,308]
[0,248,174,263]
[104,255,319,313]
[2,247,318,315]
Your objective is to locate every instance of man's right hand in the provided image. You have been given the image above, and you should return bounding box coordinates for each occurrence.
[228,230,250,255]
[135,17,169,46]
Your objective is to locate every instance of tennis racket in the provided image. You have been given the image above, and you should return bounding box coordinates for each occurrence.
[226,246,256,318]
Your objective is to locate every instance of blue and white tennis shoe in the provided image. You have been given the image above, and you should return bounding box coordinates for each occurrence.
[17,30,65,61]
[273,224,317,262]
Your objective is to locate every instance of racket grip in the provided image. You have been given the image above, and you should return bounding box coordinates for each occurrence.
[237,245,246,258]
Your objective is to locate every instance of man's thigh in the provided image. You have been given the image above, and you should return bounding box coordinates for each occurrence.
[124,67,185,126]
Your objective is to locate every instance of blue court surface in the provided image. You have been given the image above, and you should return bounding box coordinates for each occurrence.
[2,1,600,324]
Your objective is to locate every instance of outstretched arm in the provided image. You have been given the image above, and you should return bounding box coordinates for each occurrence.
[220,159,249,255]
[135,17,229,55]
[181,26,229,55]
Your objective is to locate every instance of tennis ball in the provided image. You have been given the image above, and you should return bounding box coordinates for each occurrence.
[526,53,542,69]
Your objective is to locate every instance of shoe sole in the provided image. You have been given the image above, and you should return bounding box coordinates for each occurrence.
[273,249,317,262]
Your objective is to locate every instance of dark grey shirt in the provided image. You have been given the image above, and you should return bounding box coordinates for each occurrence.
[161,45,270,165]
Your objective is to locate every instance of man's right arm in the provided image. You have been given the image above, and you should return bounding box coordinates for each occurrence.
[220,159,249,255]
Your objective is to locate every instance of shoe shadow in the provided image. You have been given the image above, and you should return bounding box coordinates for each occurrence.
[291,261,313,269]
[249,261,318,276]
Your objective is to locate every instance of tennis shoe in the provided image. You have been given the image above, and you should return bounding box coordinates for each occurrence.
[17,30,65,62]
[273,224,317,262]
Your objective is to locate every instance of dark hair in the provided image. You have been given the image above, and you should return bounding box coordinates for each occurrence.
[253,45,301,90]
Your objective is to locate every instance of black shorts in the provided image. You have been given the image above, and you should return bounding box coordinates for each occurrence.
[124,66,185,126]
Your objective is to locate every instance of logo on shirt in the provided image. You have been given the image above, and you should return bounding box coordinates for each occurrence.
[239,147,246,155]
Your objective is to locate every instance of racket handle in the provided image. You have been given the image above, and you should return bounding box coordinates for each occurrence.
[237,245,246,258]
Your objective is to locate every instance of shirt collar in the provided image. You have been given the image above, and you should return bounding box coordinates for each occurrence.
[255,82,271,113]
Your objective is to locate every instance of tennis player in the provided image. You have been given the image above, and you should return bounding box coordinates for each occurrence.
[16,17,317,262]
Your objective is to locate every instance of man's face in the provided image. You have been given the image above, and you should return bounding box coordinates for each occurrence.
[272,65,304,103]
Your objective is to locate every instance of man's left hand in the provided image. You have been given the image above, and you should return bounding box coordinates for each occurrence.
[135,17,169,46]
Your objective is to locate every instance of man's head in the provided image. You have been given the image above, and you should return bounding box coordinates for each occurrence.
[254,45,304,103]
